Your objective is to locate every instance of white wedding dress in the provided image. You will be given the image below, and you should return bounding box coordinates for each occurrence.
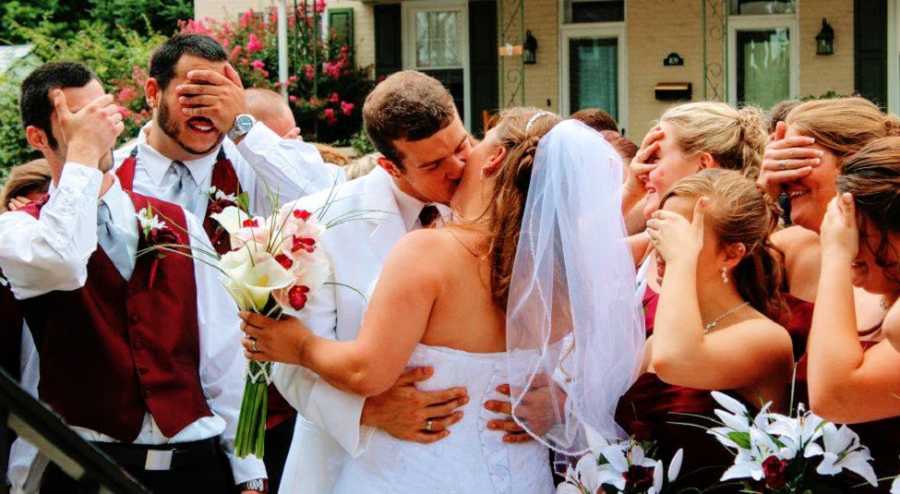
[331,344,556,494]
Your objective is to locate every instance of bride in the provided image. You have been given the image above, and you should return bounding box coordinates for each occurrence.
[242,108,645,493]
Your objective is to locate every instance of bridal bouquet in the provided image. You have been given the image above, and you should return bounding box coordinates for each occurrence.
[210,204,330,458]
[704,391,879,493]
[137,200,332,459]
[557,438,683,494]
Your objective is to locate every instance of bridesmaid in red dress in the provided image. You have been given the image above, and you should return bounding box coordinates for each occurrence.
[763,98,896,371]
[760,100,900,491]
[617,170,795,489]
[807,138,900,492]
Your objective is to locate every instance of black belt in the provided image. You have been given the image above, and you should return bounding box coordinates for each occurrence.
[92,436,222,471]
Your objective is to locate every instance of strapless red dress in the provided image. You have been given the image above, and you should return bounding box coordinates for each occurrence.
[615,288,748,489]
[750,293,898,491]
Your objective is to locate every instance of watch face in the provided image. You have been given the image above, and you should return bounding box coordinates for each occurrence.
[237,115,254,132]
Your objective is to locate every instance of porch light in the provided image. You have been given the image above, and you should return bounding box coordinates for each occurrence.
[816,18,834,55]
[523,30,538,64]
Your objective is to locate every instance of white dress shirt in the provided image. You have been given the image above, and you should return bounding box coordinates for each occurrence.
[114,122,341,217]
[0,163,265,483]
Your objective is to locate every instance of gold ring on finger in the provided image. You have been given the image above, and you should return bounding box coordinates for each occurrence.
[251,338,259,353]
[425,420,433,432]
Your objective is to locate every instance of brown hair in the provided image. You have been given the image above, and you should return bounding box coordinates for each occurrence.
[0,159,51,213]
[483,108,562,308]
[767,99,801,134]
[659,102,767,179]
[600,130,638,161]
[362,70,457,169]
[663,169,787,323]
[570,108,618,132]
[838,137,900,283]
[785,97,900,162]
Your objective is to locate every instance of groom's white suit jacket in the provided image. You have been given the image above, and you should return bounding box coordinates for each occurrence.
[272,166,442,494]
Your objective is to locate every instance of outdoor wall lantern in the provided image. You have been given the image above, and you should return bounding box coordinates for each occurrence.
[523,30,538,64]
[816,18,834,55]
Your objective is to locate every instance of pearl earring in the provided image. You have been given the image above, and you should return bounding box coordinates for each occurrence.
[721,267,729,284]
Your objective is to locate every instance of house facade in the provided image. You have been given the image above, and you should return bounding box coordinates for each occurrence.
[195,0,900,139]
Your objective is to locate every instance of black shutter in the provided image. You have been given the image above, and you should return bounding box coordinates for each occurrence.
[374,4,402,80]
[854,0,888,107]
[468,0,499,136]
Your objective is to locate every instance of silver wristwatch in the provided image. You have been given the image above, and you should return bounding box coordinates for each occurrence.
[238,477,267,492]
[227,114,256,141]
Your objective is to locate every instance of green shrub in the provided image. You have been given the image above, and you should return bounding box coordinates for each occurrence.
[181,6,374,143]
[0,22,165,174]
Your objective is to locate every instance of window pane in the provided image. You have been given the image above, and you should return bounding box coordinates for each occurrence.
[415,11,461,68]
[569,38,617,120]
[564,0,624,24]
[729,0,795,15]
[736,29,790,109]
[421,69,465,123]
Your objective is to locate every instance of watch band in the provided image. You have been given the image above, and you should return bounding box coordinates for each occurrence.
[238,478,267,492]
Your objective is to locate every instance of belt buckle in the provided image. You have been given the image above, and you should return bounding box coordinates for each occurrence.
[144,449,174,471]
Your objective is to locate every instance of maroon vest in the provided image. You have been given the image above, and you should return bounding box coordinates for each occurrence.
[18,192,212,442]
[116,146,241,255]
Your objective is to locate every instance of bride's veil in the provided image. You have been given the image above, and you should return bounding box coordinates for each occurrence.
[505,119,645,456]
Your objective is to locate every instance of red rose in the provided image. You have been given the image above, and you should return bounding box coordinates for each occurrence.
[624,465,655,491]
[762,455,789,490]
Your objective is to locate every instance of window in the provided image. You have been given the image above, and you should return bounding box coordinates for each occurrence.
[729,0,795,15]
[327,9,354,50]
[563,0,623,24]
[569,38,618,120]
[414,11,463,68]
[728,11,797,109]
[736,29,791,108]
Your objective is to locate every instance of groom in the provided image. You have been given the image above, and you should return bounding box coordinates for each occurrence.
[244,70,527,493]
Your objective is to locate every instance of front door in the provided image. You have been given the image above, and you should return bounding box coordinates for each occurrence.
[403,1,471,127]
[560,24,625,130]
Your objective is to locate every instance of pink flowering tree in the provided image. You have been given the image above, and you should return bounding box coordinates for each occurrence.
[180,3,373,143]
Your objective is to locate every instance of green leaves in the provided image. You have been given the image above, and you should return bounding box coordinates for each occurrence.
[727,431,752,450]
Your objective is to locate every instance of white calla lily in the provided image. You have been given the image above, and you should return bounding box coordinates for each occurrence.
[891,474,900,494]
[240,257,296,311]
[210,206,250,235]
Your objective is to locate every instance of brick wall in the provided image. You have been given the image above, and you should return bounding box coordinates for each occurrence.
[625,0,704,139]
[798,0,854,97]
[522,0,559,112]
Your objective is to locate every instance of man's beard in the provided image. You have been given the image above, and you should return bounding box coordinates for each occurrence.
[158,98,223,156]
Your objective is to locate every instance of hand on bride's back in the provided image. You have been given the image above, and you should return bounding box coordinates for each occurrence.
[361,366,469,444]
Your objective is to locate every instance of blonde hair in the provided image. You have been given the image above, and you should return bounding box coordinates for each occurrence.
[313,143,351,165]
[663,169,787,323]
[0,158,51,212]
[785,97,900,162]
[659,102,767,179]
[483,107,562,308]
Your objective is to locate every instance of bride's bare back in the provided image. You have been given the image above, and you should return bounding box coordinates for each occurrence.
[416,226,507,353]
